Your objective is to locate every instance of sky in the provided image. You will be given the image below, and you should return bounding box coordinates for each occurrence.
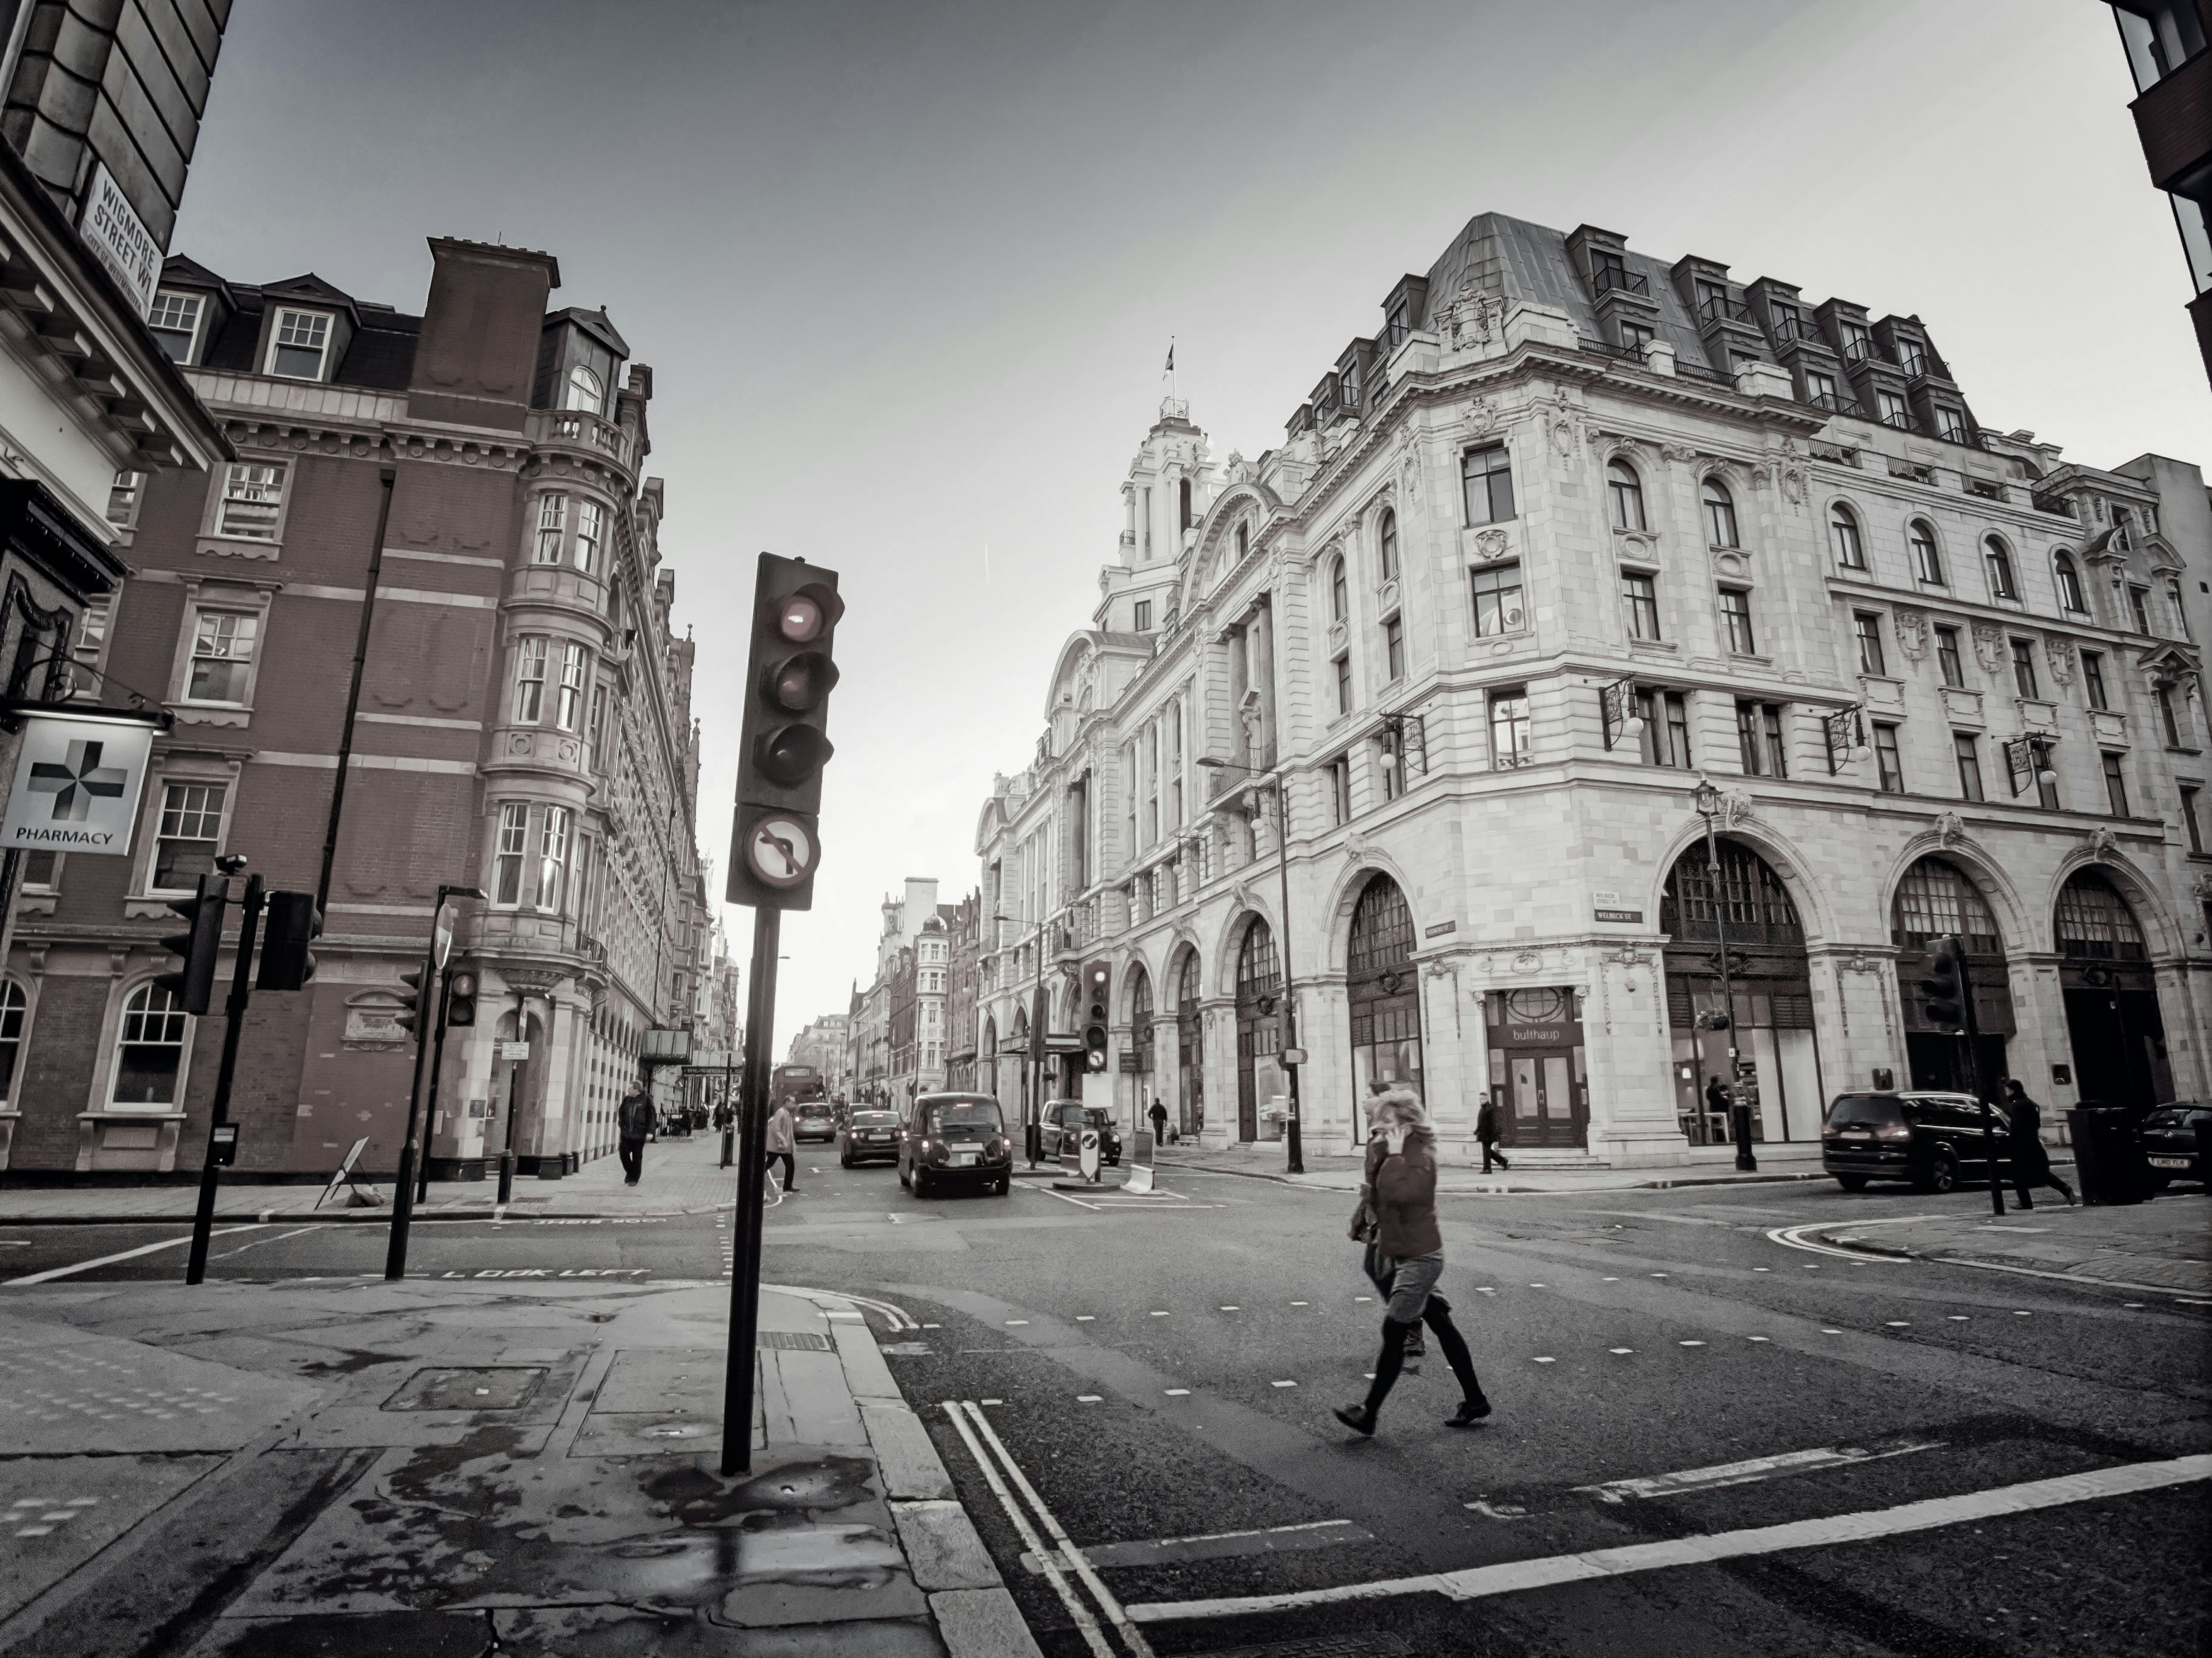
[175,0,2210,1045]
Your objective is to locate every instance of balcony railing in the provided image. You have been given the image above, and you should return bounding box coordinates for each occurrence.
[1698,294,1755,327]
[1805,390,1845,413]
[1808,441,1861,468]
[1579,336,1644,363]
[529,408,636,470]
[2031,493,2077,519]
[1674,358,1729,385]
[1965,478,2006,502]
[1840,337,1876,365]
[1592,265,1649,298]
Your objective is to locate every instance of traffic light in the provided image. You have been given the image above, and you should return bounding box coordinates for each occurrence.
[1919,935,1968,1031]
[395,968,427,1037]
[1082,958,1111,1075]
[257,891,321,991]
[445,968,478,1029]
[728,553,842,912]
[153,872,226,1015]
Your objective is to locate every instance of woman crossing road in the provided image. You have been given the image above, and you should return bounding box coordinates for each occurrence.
[1334,1086,1490,1437]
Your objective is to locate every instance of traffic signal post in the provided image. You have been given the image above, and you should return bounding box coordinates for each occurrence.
[385,885,484,1280]
[722,554,841,1478]
[183,866,261,1285]
[1919,933,2004,1216]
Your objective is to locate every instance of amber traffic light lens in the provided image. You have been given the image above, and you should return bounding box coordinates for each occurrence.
[451,971,476,996]
[778,594,824,643]
[769,651,839,711]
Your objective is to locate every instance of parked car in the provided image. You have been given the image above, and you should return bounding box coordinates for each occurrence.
[1038,1099,1120,1166]
[839,1109,903,1168]
[793,1101,837,1144]
[899,1092,1012,1198]
[2142,1101,2210,1189]
[1823,1090,2011,1193]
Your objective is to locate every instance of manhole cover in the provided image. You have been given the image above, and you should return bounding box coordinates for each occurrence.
[1198,1637,1411,1658]
[757,1331,834,1352]
[382,1367,548,1412]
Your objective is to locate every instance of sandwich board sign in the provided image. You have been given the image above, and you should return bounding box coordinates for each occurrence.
[0,711,154,858]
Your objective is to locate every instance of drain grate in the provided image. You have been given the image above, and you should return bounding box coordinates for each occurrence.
[1196,1637,1411,1658]
[757,1331,835,1352]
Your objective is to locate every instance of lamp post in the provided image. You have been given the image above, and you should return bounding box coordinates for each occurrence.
[1691,776,1755,1173]
[1198,757,1303,1175]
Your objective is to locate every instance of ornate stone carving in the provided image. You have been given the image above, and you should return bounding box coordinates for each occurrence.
[1615,530,1658,564]
[1511,948,1542,974]
[1780,463,1807,506]
[1460,396,1499,441]
[1892,606,1929,663]
[2043,634,2075,688]
[1971,623,2007,675]
[2088,826,2118,862]
[1934,811,1965,849]
[1722,790,1756,829]
[1437,286,1505,352]
[1472,528,1511,561]
[1659,443,1699,465]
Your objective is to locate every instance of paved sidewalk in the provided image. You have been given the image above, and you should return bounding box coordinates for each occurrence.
[1152,1136,1838,1194]
[0,1130,747,1225]
[1817,1190,2212,1297]
[0,1269,1036,1657]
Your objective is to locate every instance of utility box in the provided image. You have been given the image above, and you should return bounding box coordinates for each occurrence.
[2067,1106,2149,1206]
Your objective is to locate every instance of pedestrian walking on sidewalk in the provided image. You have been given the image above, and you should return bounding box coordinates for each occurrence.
[1476,1092,1509,1173]
[1149,1098,1168,1147]
[1334,1086,1490,1437]
[2001,1079,2075,1208]
[616,1082,656,1186]
[766,1100,798,1194]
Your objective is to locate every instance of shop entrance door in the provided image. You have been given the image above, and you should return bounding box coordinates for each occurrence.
[1508,1050,1585,1148]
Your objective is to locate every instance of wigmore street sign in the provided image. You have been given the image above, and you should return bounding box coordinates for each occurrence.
[0,711,154,856]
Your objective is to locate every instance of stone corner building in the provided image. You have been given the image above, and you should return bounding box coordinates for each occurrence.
[2,235,709,1181]
[975,211,2211,1167]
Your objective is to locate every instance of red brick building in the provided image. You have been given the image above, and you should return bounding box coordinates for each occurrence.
[2,237,709,1182]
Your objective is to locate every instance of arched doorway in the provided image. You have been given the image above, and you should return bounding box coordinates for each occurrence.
[1234,919,1283,1143]
[1175,950,1203,1139]
[980,1015,997,1101]
[1661,839,1819,1144]
[1347,874,1423,1103]
[2056,870,2172,1110]
[1009,1007,1029,1118]
[1892,857,2013,1095]
[1128,966,1154,1133]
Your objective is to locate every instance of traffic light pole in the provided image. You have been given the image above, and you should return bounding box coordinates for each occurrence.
[185,875,264,1286]
[721,907,780,1477]
[497,989,524,1205]
[416,969,453,1204]
[1958,945,2003,1217]
[385,942,437,1281]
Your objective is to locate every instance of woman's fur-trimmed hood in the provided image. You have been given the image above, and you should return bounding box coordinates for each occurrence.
[1366,1086,1431,1139]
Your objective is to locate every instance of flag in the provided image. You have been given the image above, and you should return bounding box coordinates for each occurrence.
[1164,343,1174,373]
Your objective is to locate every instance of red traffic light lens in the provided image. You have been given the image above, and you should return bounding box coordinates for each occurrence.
[768,651,839,711]
[760,724,835,786]
[450,971,476,996]
[774,583,843,646]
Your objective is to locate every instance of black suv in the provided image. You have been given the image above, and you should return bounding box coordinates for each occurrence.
[1824,1091,2011,1193]
[2143,1101,2209,1189]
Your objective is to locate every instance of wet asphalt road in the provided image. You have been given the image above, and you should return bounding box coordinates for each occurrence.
[5,1159,2207,1656]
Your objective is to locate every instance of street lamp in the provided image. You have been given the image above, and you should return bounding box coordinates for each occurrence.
[1197,756,1304,1175]
[1690,776,1755,1173]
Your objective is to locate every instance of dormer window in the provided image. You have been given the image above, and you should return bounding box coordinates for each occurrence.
[267,309,331,380]
[566,363,604,414]
[148,291,203,363]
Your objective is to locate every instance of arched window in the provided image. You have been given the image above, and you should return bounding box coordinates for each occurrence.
[1179,949,1200,1007]
[1130,968,1153,1083]
[1661,841,1802,944]
[1983,536,2017,600]
[1608,460,1647,532]
[1330,556,1347,623]
[2054,552,2086,613]
[1236,522,1248,560]
[1909,519,1944,585]
[1348,875,1415,981]
[1235,919,1279,1004]
[1702,478,1738,548]
[1829,503,1865,569]
[565,363,604,415]
[112,984,187,1106]
[1378,510,1399,581]
[0,981,23,1104]
[1891,858,2002,954]
[2055,870,2146,961]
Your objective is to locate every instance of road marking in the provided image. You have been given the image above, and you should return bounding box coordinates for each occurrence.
[1766,1217,1940,1263]
[1124,1454,2212,1624]
[941,1401,1116,1658]
[1149,1311,1170,1318]
[1020,1519,1373,1576]
[764,1284,917,1331]
[1007,1320,1030,1326]
[6,1226,267,1285]
[1678,1341,1706,1348]
[1075,1315,1096,1322]
[1532,1357,1555,1364]
[1609,1348,1634,1355]
[1821,1329,1843,1334]
[1746,1336,1771,1344]
[956,1400,1158,1657]
[1885,1321,1911,1328]
[1572,1439,1945,1504]
[1290,1300,1308,1306]
[210,1226,321,1261]
[1219,1306,1239,1311]
[1164,1388,1191,1397]
[1272,1380,1297,1388]
[1948,1315,1969,1321]
[1078,1395,1103,1403]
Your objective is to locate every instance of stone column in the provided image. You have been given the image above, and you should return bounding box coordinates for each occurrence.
[1200,995,1237,1148]
[1581,944,1690,1167]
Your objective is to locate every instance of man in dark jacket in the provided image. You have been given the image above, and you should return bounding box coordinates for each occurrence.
[1149,1098,1169,1147]
[2002,1079,2075,1208]
[1476,1092,1508,1173]
[1334,1087,1489,1437]
[616,1082,656,1187]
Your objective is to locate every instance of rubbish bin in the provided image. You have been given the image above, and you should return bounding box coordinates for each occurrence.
[2067,1105,2149,1206]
